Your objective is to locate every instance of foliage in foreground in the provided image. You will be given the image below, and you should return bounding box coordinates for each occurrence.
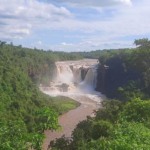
[0,43,81,150]
[51,99,150,150]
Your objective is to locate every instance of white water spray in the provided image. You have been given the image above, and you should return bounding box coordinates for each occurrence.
[41,59,102,104]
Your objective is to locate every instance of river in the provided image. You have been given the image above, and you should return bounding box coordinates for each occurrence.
[41,59,104,150]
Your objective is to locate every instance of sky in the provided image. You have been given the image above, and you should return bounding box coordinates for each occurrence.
[0,0,150,51]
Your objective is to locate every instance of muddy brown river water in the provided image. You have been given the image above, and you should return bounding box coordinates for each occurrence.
[42,94,103,150]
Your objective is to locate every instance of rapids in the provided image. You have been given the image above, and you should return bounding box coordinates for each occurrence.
[42,59,101,99]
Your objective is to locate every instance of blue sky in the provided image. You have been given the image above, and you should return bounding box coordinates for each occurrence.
[0,0,150,51]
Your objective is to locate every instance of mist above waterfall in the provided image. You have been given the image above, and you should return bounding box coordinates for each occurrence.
[56,64,74,84]
[42,59,102,102]
[54,59,98,92]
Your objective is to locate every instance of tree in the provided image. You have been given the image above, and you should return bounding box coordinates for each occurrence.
[35,107,60,132]
[0,41,6,47]
[134,38,150,48]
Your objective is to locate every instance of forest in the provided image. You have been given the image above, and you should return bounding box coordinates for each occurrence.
[1,38,150,150]
[51,38,150,150]
[0,42,81,150]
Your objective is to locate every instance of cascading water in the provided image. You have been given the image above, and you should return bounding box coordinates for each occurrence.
[71,65,82,84]
[79,65,98,91]
[56,63,73,82]
[48,59,98,94]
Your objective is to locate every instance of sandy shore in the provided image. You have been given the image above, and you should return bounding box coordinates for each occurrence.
[42,94,102,150]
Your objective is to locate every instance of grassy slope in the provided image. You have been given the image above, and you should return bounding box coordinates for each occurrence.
[51,96,80,115]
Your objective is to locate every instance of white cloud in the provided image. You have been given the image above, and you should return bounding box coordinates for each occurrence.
[37,40,42,45]
[61,42,73,46]
[0,0,72,40]
[50,36,134,52]
[54,0,132,7]
[47,0,150,51]
[1,0,150,51]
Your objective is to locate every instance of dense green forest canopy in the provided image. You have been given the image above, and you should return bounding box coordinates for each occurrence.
[1,38,150,150]
[50,38,150,150]
[51,98,150,150]
[95,39,150,100]
[0,42,81,150]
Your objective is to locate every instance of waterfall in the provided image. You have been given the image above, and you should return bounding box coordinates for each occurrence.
[48,59,98,93]
[56,63,73,84]
[71,65,82,84]
[78,64,98,92]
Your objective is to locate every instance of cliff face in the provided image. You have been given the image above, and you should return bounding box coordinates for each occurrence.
[96,56,140,99]
[96,64,107,94]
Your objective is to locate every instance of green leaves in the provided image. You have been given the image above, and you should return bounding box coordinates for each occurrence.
[0,120,28,150]
[35,107,60,132]
[51,98,150,150]
[120,98,150,123]
[30,133,45,150]
[0,43,80,150]
[92,120,113,140]
[134,38,150,48]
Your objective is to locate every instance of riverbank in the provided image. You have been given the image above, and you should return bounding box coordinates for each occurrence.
[42,93,103,150]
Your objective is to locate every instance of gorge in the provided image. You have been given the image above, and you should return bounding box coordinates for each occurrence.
[1,40,150,150]
[1,41,150,150]
[41,59,104,149]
